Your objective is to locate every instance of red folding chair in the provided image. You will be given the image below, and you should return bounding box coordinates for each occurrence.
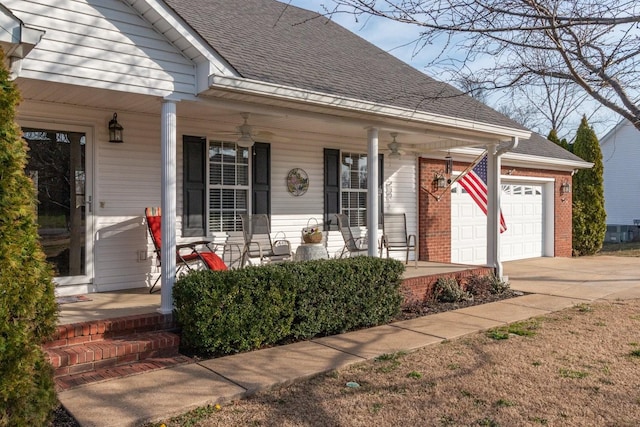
[145,207,226,293]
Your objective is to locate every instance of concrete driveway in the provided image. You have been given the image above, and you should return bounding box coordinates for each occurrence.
[504,255,640,302]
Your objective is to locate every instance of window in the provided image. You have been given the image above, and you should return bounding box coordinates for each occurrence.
[341,152,368,227]
[208,141,249,232]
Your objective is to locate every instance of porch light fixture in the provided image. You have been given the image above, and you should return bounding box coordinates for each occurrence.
[560,180,571,195]
[445,152,453,175]
[108,113,124,143]
[388,133,401,159]
[434,172,446,189]
[236,113,255,148]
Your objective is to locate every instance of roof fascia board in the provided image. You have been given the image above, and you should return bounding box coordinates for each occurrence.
[431,147,592,171]
[209,74,532,141]
[125,0,238,92]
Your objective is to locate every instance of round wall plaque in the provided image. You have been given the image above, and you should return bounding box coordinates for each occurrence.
[287,168,309,196]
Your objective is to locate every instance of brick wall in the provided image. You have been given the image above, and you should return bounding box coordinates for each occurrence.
[418,158,573,262]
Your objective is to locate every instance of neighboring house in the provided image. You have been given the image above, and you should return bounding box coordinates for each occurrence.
[4,0,588,310]
[600,119,640,242]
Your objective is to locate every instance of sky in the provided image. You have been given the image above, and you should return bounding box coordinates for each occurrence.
[284,0,617,139]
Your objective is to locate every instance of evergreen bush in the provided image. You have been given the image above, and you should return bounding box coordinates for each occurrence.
[0,49,58,426]
[572,116,606,255]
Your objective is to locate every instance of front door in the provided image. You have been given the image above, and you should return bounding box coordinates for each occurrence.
[22,126,93,287]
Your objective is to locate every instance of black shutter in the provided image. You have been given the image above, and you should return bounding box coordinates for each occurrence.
[252,142,270,215]
[182,136,206,236]
[324,148,340,230]
[379,153,384,226]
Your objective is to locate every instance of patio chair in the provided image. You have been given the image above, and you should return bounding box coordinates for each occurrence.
[335,213,368,258]
[380,213,417,267]
[240,214,292,266]
[145,207,227,293]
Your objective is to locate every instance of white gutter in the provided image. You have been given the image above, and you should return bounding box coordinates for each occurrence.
[208,74,532,140]
[434,147,592,171]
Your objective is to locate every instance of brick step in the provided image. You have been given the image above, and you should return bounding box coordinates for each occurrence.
[45,331,181,378]
[44,312,177,349]
[54,355,193,391]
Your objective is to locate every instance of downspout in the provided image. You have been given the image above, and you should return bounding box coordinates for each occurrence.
[487,136,519,280]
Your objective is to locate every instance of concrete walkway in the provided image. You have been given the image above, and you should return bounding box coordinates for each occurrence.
[58,256,640,427]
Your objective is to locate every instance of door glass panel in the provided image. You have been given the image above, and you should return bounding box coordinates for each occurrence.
[22,129,86,277]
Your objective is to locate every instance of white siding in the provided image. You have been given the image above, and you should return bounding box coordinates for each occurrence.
[601,121,640,225]
[176,130,418,261]
[5,0,197,97]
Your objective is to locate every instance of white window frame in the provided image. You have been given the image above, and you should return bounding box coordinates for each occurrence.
[207,140,250,233]
[341,151,368,227]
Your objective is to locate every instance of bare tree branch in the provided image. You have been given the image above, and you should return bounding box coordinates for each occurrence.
[331,0,640,131]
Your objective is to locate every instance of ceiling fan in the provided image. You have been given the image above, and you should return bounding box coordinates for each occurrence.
[387,133,404,159]
[212,113,277,147]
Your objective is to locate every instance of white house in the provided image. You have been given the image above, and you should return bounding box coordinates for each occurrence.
[600,119,640,242]
[3,0,588,312]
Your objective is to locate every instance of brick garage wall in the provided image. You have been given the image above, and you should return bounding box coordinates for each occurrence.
[418,158,574,262]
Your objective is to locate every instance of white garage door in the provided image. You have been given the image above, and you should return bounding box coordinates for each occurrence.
[451,182,544,264]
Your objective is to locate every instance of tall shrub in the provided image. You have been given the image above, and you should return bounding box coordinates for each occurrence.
[0,49,58,426]
[547,128,571,152]
[571,116,606,255]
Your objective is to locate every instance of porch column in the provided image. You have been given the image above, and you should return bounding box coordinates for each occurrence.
[159,98,178,314]
[367,127,379,256]
[487,137,519,280]
[486,143,501,278]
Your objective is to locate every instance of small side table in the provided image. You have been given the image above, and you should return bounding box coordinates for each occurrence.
[294,243,329,261]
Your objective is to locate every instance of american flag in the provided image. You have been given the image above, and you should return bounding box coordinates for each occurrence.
[458,155,507,233]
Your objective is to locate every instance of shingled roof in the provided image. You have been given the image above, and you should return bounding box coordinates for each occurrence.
[163,0,583,163]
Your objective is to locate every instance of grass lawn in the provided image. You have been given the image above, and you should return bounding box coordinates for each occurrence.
[599,241,640,257]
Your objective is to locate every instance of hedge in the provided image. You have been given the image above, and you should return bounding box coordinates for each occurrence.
[173,257,404,356]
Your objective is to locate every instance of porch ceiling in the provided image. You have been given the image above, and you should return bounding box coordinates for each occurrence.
[16,79,502,153]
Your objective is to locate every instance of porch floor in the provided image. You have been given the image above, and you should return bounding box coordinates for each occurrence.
[56,261,481,324]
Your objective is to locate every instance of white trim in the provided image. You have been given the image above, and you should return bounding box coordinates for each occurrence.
[425,147,591,171]
[125,0,238,94]
[208,74,531,140]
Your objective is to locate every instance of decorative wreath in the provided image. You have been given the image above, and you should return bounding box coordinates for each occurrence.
[287,168,309,196]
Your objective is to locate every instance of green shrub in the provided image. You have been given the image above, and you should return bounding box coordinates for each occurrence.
[0,48,58,426]
[282,257,404,339]
[173,265,296,355]
[433,277,470,303]
[173,257,404,356]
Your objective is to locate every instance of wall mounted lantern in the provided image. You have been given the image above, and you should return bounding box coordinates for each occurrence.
[434,172,446,189]
[108,113,124,143]
[560,180,571,195]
